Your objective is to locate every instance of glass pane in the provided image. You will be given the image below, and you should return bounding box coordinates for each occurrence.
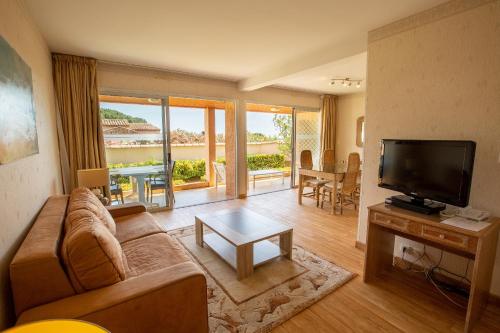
[100,98,167,209]
[294,109,321,186]
[168,105,235,207]
[246,105,293,195]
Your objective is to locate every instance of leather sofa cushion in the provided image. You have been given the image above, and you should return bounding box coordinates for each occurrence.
[62,210,127,293]
[68,187,116,235]
[123,233,190,277]
[115,212,165,244]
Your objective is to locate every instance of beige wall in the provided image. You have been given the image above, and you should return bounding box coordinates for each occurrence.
[359,0,500,295]
[97,62,321,110]
[335,93,365,163]
[0,0,62,328]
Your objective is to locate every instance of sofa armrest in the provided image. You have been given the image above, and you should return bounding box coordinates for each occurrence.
[17,262,208,333]
[106,202,147,218]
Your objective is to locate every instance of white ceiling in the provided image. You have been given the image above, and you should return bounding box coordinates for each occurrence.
[274,53,368,95]
[24,0,447,93]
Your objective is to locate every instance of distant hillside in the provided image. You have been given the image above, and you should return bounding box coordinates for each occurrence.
[100,108,147,123]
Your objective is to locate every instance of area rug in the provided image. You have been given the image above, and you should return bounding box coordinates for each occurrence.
[169,226,355,333]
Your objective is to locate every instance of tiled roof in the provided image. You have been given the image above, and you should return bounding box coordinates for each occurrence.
[128,123,161,132]
[101,119,129,126]
[101,119,160,133]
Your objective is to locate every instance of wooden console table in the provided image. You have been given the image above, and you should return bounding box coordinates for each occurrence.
[363,203,499,333]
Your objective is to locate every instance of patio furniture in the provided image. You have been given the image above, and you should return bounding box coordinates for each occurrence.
[146,161,176,203]
[146,173,166,202]
[321,152,360,214]
[213,162,226,189]
[195,208,293,280]
[109,165,164,203]
[248,169,285,189]
[109,174,124,204]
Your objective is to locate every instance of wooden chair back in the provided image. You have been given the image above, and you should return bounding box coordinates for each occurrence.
[322,149,335,173]
[300,150,313,169]
[341,153,361,195]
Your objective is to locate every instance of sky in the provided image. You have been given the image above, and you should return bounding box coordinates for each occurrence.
[100,102,282,136]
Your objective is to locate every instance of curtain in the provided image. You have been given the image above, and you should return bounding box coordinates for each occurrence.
[320,94,337,159]
[52,54,106,193]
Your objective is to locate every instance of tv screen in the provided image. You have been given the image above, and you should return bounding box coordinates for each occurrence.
[378,140,475,207]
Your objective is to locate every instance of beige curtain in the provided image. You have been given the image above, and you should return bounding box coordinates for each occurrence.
[320,94,337,159]
[52,54,106,193]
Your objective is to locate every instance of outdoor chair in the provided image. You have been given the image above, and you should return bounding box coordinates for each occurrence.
[213,162,226,189]
[145,161,176,203]
[109,174,124,204]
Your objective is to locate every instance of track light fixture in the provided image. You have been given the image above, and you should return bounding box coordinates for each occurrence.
[329,78,362,88]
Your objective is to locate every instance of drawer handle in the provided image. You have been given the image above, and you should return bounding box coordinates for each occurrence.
[439,234,445,239]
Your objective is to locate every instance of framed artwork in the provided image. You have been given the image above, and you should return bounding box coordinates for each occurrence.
[0,35,39,165]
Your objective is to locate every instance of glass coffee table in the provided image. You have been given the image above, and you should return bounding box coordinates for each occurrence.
[195,208,293,280]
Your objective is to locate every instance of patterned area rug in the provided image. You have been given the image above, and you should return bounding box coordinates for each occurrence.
[169,226,355,333]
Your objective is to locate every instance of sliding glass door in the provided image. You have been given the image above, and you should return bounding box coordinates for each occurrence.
[100,96,170,209]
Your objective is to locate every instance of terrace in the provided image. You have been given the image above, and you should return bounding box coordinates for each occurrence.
[100,95,293,208]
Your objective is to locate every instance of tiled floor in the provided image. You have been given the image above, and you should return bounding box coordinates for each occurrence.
[114,176,293,208]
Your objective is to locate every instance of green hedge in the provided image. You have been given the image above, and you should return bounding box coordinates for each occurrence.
[173,159,205,182]
[217,153,285,171]
[108,153,286,185]
[247,154,285,170]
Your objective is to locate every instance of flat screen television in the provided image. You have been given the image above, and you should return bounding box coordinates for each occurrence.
[378,140,476,211]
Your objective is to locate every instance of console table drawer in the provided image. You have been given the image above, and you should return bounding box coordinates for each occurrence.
[421,225,477,252]
[371,212,420,234]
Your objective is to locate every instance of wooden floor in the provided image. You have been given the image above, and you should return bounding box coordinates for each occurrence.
[152,189,500,333]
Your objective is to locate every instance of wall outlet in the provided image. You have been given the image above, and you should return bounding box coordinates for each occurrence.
[401,245,421,257]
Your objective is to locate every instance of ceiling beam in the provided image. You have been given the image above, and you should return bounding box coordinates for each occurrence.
[238,35,367,91]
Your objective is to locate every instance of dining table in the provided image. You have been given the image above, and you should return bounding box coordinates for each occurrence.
[297,166,346,211]
[109,165,166,203]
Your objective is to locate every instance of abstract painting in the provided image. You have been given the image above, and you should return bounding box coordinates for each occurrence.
[0,35,38,165]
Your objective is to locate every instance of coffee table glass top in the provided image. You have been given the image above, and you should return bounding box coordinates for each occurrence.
[195,208,292,247]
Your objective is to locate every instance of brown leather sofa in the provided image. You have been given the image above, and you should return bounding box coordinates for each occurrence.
[9,188,208,333]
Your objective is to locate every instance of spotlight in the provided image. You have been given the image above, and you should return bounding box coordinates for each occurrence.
[330,81,335,86]
[356,82,361,88]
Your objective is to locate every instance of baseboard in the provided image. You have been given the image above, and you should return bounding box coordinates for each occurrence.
[355,241,366,251]
[238,194,247,199]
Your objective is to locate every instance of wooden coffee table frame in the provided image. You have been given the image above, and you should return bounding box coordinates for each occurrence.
[195,210,293,280]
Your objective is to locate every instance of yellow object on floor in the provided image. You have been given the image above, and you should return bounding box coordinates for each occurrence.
[3,320,108,333]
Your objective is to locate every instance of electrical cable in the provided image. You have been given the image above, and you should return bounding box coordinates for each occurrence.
[404,248,469,308]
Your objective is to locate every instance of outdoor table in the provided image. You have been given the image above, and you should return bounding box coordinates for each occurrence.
[109,165,165,203]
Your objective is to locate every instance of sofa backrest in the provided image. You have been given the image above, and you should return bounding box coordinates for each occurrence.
[10,195,76,316]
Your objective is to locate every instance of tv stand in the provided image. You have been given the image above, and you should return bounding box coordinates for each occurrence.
[364,203,499,333]
[388,195,445,215]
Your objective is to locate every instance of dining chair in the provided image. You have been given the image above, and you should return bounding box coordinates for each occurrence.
[321,152,361,214]
[300,150,331,207]
[322,149,335,172]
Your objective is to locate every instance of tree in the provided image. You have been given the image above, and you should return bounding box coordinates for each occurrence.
[100,108,147,123]
[272,114,292,159]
